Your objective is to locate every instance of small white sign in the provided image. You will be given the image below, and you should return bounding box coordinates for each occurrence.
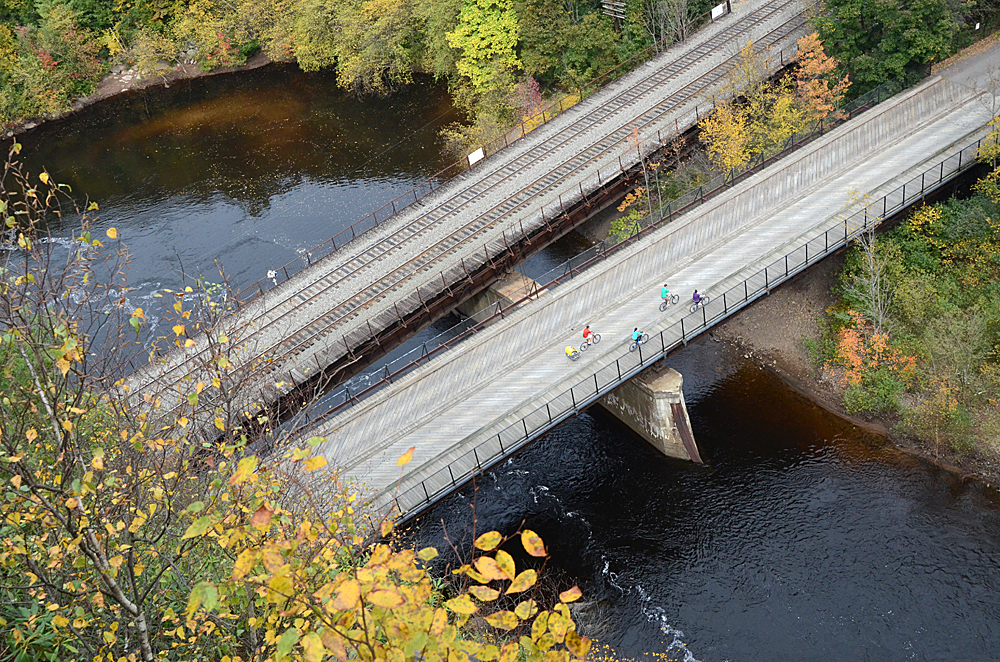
[711,2,727,19]
[468,147,485,166]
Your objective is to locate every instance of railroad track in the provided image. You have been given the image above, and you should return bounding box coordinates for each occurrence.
[128,0,809,424]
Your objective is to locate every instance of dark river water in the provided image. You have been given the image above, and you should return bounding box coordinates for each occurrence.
[18,65,461,334]
[15,70,1000,661]
[405,337,1000,662]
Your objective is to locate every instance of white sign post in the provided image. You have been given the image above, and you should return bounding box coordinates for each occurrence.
[468,147,485,166]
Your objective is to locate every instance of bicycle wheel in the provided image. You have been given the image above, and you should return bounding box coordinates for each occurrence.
[659,300,668,312]
[641,333,649,344]
[592,333,601,344]
[628,341,637,353]
[580,342,589,352]
[702,295,711,306]
[690,303,699,313]
[671,293,679,305]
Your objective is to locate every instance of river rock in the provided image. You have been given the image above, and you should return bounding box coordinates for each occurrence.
[111,63,126,75]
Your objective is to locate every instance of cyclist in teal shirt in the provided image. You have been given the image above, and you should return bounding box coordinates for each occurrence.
[632,328,643,342]
[661,283,671,306]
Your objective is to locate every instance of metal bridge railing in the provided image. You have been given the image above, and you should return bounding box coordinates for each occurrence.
[290,79,905,428]
[382,135,986,521]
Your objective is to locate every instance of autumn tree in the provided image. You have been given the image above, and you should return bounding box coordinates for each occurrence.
[0,142,595,662]
[795,32,850,125]
[699,98,749,171]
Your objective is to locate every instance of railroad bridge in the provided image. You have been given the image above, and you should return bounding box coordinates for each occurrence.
[299,63,998,521]
[125,0,811,433]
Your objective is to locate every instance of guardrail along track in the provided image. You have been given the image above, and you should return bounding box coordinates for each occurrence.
[129,0,810,426]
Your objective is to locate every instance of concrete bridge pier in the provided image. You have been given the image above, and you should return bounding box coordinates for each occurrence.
[600,363,702,463]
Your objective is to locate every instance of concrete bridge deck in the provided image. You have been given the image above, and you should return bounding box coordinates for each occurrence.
[302,71,996,517]
[125,0,811,429]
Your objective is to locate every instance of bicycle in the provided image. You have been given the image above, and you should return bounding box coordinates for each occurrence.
[628,333,649,352]
[659,293,680,312]
[690,295,711,313]
[580,333,602,351]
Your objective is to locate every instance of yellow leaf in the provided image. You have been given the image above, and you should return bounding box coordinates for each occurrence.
[61,419,73,433]
[444,595,478,615]
[172,324,185,337]
[214,417,225,432]
[565,630,592,658]
[368,590,405,609]
[108,555,124,569]
[544,650,569,662]
[262,545,284,573]
[106,227,118,239]
[521,529,547,557]
[132,307,145,320]
[418,547,439,561]
[474,531,502,551]
[330,579,360,610]
[65,498,78,510]
[25,429,37,443]
[495,549,515,580]
[233,550,256,580]
[218,333,229,343]
[267,575,293,603]
[532,611,549,641]
[478,645,501,661]
[484,610,518,631]
[514,599,538,620]
[301,632,325,662]
[304,456,327,471]
[397,446,415,466]
[500,642,519,662]
[39,171,49,185]
[474,556,508,581]
[468,585,500,601]
[380,519,394,537]
[91,456,103,471]
[10,474,21,489]
[177,416,189,428]
[505,569,538,595]
[559,586,582,603]
[321,630,348,661]
[229,456,258,485]
[184,338,196,347]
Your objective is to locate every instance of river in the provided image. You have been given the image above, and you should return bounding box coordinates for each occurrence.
[17,65,461,335]
[16,71,1000,661]
[404,337,1000,661]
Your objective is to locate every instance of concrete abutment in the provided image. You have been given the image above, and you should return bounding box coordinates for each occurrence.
[600,363,702,463]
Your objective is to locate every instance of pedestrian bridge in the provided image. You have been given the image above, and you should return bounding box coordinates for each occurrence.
[301,69,996,520]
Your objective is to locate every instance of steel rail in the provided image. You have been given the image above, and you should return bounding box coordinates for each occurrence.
[131,3,807,414]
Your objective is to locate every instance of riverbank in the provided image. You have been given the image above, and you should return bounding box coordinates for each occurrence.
[712,249,1000,488]
[5,53,273,137]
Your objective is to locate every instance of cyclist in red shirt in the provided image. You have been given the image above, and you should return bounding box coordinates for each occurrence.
[582,325,594,347]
